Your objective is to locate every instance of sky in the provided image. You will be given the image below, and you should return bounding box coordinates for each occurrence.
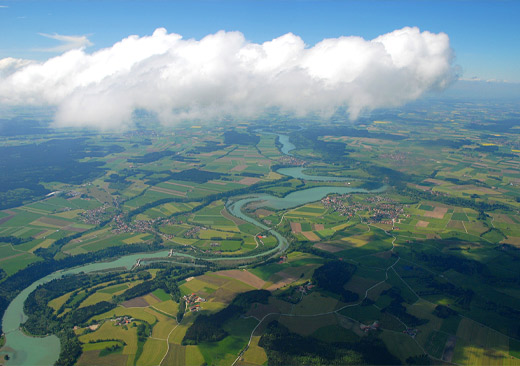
[1,0,518,82]
[0,0,519,128]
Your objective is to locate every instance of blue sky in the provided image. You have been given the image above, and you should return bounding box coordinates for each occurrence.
[1,0,519,83]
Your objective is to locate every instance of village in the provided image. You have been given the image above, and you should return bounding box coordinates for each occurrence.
[183,225,205,239]
[79,204,111,225]
[277,155,307,166]
[110,214,181,236]
[321,194,406,225]
[183,293,206,312]
[112,316,135,327]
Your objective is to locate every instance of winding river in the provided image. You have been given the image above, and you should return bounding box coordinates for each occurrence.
[1,133,384,365]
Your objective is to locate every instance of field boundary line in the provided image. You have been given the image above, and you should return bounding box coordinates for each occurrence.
[157,319,180,366]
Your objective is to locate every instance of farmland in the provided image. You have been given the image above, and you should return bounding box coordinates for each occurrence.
[1,100,520,365]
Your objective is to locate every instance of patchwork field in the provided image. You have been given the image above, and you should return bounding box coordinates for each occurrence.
[3,112,520,366]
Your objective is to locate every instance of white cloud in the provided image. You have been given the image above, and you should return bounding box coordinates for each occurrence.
[0,57,34,78]
[0,27,458,129]
[37,33,93,53]
[459,76,515,84]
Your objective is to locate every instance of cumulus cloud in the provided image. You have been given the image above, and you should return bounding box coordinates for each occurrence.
[0,27,457,129]
[37,33,93,53]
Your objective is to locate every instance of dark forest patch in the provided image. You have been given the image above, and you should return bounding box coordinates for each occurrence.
[0,139,123,209]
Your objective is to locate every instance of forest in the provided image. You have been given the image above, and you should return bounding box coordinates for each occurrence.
[312,260,359,302]
[0,138,123,209]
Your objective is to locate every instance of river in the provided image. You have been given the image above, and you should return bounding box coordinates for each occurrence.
[1,132,384,365]
[276,134,296,155]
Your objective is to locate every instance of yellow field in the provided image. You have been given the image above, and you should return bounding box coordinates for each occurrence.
[301,231,320,241]
[53,209,83,219]
[18,206,48,214]
[221,277,255,292]
[137,338,168,366]
[143,294,160,305]
[454,340,519,366]
[181,273,256,304]
[29,219,64,229]
[212,225,240,232]
[79,322,139,365]
[79,292,113,308]
[287,251,316,261]
[100,282,131,295]
[340,236,368,247]
[241,336,268,365]
[161,343,185,366]
[332,222,351,231]
[77,350,128,366]
[184,345,205,366]
[152,300,179,315]
[170,321,191,345]
[28,238,54,253]
[82,340,121,352]
[136,213,152,221]
[286,211,323,217]
[265,171,282,180]
[33,229,55,239]
[405,300,443,347]
[92,306,157,324]
[306,203,325,209]
[59,308,72,318]
[48,292,72,311]
[170,237,198,245]
[77,227,110,241]
[163,202,188,214]
[199,301,226,314]
[406,300,440,323]
[123,233,150,244]
[454,318,514,365]
[150,315,177,339]
[181,278,216,293]
[198,229,236,239]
